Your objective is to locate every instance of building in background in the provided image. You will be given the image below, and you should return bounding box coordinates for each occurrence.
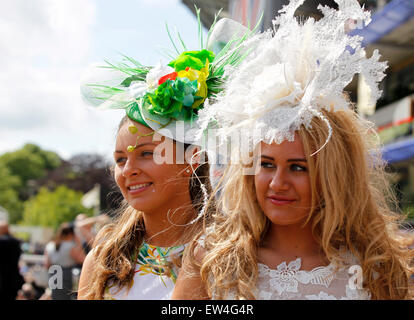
[182,0,414,218]
[352,0,414,217]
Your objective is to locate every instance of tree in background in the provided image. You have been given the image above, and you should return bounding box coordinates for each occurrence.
[35,153,121,215]
[0,143,61,189]
[0,162,23,222]
[0,143,61,223]
[21,185,92,230]
[0,144,121,226]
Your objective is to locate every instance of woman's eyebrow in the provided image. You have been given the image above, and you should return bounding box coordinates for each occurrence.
[260,155,274,160]
[114,142,156,154]
[287,158,307,162]
[260,155,307,162]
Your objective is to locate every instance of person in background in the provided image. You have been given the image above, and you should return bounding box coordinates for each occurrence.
[16,264,46,300]
[0,220,25,300]
[44,222,86,300]
[74,213,111,255]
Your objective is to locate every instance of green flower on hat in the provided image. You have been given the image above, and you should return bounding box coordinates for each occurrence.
[168,50,215,72]
[171,77,199,107]
[83,7,262,144]
[146,80,181,118]
[146,77,200,120]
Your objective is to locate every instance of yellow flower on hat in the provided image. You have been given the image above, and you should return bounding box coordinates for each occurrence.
[177,59,210,109]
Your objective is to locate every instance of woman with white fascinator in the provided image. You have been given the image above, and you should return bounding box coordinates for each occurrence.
[172,0,414,300]
[76,10,260,300]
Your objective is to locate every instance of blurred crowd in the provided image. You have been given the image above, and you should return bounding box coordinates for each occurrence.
[0,213,110,300]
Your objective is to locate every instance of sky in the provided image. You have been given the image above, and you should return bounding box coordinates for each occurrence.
[0,0,207,161]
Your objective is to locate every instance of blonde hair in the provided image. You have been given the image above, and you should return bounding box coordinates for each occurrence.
[82,116,212,299]
[191,107,414,300]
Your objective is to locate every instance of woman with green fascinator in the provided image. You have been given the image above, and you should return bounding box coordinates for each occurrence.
[77,11,258,299]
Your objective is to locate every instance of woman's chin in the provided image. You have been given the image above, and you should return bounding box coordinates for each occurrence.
[264,209,309,226]
[127,196,158,212]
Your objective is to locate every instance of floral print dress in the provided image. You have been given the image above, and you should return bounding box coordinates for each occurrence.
[104,242,186,300]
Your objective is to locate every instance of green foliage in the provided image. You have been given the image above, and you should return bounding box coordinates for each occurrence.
[0,162,23,223]
[40,150,61,170]
[0,143,61,185]
[0,189,23,224]
[0,161,21,190]
[21,185,92,230]
[0,148,44,183]
[0,145,112,226]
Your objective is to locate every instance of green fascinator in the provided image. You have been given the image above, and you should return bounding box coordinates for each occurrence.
[80,9,260,147]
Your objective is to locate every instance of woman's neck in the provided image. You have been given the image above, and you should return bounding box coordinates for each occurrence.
[142,201,197,247]
[261,221,323,261]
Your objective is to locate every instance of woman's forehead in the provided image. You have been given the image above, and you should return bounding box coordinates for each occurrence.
[115,121,176,150]
[120,120,153,135]
[260,136,305,157]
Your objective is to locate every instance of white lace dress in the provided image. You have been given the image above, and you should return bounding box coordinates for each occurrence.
[198,235,370,300]
[254,257,371,300]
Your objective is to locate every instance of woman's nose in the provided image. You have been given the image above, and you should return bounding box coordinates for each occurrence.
[269,168,290,192]
[122,158,142,177]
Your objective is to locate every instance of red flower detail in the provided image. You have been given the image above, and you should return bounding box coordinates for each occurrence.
[158,72,177,85]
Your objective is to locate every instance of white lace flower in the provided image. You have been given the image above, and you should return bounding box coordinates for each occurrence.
[268,258,302,295]
[246,253,373,300]
[247,63,305,112]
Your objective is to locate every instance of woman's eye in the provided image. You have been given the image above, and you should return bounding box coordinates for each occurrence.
[141,151,153,157]
[291,164,307,172]
[260,161,274,169]
[115,157,126,164]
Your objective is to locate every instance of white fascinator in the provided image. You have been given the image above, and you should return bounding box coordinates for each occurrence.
[196,0,388,160]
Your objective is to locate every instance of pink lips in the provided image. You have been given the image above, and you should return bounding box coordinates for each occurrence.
[267,196,295,206]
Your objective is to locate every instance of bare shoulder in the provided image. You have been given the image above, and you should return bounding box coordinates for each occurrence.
[82,248,97,272]
[77,248,98,299]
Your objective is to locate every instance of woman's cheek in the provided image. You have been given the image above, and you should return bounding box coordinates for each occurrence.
[254,173,267,205]
[114,167,125,193]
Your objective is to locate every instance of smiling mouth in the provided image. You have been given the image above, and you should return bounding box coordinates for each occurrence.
[127,182,153,192]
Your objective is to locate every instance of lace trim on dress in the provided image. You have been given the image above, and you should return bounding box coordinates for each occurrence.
[258,258,336,295]
[256,257,371,300]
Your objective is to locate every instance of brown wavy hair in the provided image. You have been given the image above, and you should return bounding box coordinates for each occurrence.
[82,116,212,299]
[190,107,414,300]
